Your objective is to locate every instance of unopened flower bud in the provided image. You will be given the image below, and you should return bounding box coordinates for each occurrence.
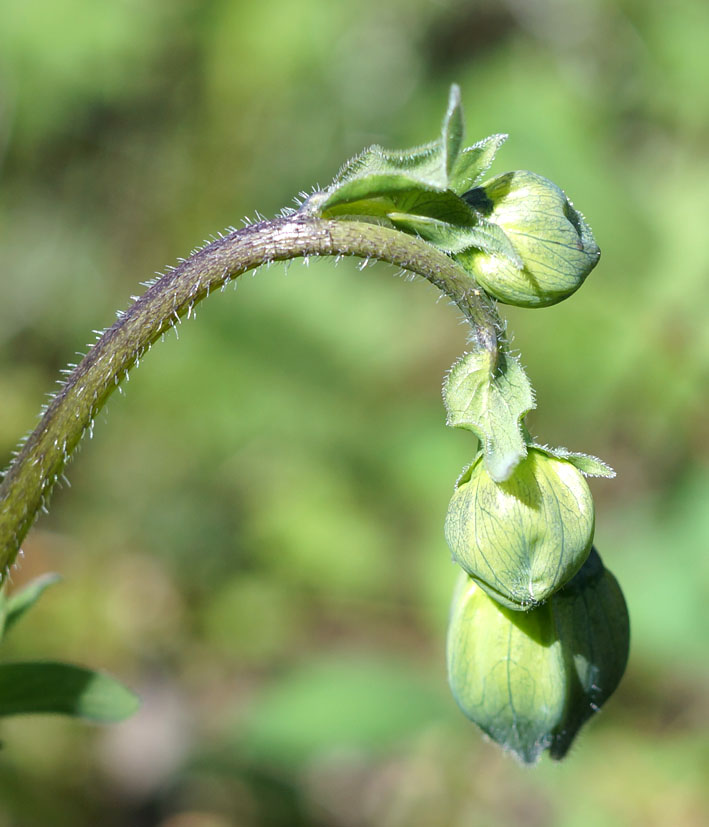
[445,448,594,609]
[458,171,600,307]
[446,548,629,764]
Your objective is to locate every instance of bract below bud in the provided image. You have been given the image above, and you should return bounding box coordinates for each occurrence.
[447,548,630,764]
[458,171,600,307]
[445,448,594,609]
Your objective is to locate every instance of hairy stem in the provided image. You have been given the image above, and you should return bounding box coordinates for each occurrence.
[0,212,499,577]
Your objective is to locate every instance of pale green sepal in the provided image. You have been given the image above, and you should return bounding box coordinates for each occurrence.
[443,349,535,483]
[450,133,508,194]
[445,448,595,608]
[388,212,523,268]
[447,548,629,764]
[442,84,464,178]
[548,547,630,759]
[447,573,565,764]
[457,216,523,267]
[531,444,616,478]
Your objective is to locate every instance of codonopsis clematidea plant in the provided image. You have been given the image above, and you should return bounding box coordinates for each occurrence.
[0,86,628,763]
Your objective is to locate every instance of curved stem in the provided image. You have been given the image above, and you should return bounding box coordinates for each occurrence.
[0,213,499,577]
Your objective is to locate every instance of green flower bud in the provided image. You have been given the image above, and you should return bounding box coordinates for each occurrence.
[458,171,600,307]
[447,548,630,764]
[445,448,594,609]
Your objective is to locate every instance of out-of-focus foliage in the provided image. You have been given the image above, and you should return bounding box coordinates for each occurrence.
[0,0,707,824]
[0,574,138,722]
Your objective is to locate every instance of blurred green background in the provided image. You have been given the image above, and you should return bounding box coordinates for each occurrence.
[1,0,708,824]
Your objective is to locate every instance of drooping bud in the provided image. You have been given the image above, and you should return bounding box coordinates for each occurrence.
[445,448,594,609]
[446,548,630,764]
[457,171,600,308]
[545,548,630,760]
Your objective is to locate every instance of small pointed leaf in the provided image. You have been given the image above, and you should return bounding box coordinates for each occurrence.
[442,84,464,177]
[1,573,61,637]
[0,662,139,722]
[444,349,536,482]
[331,146,386,186]
[328,141,448,192]
[373,141,446,186]
[322,89,509,223]
[450,134,508,194]
[531,444,616,478]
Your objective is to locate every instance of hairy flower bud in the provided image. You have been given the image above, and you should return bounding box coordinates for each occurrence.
[445,448,594,609]
[447,548,630,764]
[458,171,600,307]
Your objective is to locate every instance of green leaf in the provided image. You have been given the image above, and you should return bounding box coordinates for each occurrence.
[531,444,616,478]
[320,172,446,213]
[0,573,61,638]
[442,84,464,178]
[316,197,397,220]
[388,187,474,223]
[329,142,447,190]
[330,145,387,186]
[450,133,508,194]
[323,86,467,214]
[321,88,508,225]
[0,662,139,722]
[443,348,536,482]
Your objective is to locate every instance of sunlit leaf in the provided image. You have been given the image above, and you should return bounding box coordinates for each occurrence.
[320,173,446,213]
[323,85,471,214]
[443,348,536,482]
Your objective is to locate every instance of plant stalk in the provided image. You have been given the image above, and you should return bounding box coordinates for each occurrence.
[0,212,499,577]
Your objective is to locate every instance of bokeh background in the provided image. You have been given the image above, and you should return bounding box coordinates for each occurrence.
[1,0,708,825]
